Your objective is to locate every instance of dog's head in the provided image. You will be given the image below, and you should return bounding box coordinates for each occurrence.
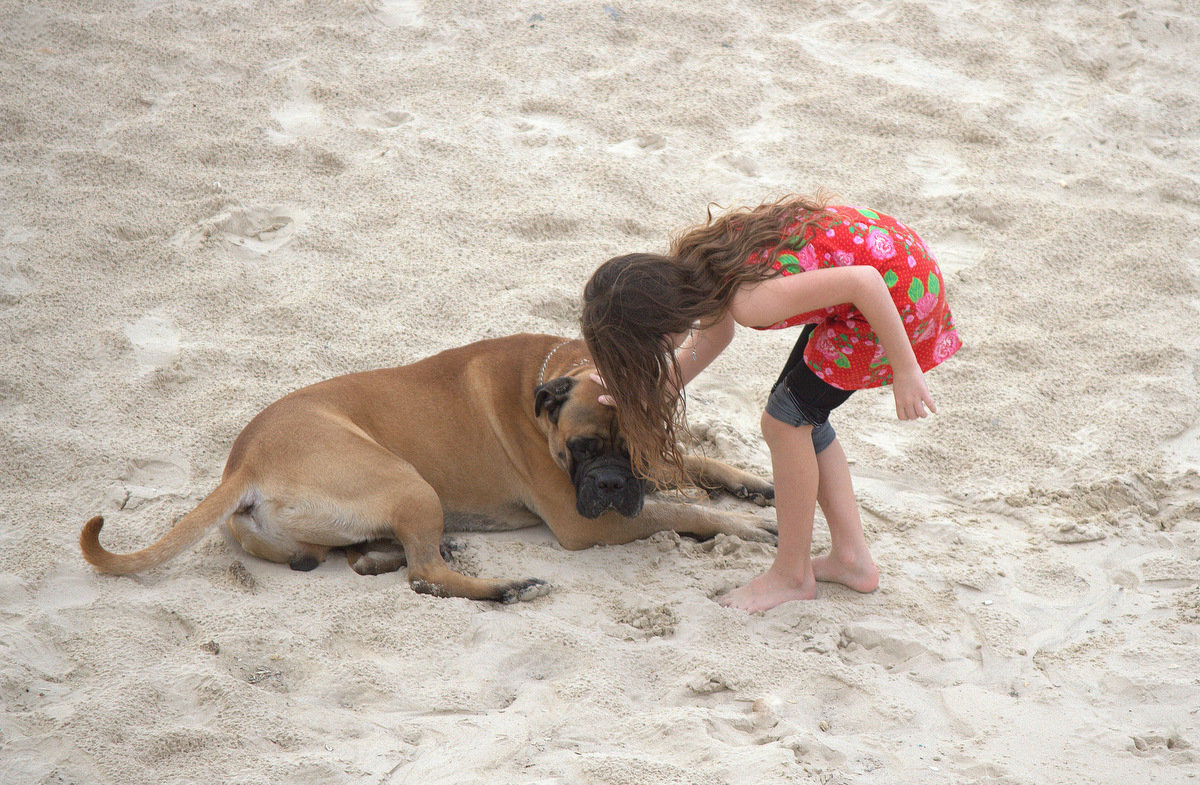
[534,374,645,519]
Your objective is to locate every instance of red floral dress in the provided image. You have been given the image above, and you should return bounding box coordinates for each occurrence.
[748,206,961,391]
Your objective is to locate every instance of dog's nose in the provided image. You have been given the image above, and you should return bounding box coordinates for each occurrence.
[595,472,626,493]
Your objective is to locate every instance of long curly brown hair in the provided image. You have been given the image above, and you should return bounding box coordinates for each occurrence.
[580,193,832,485]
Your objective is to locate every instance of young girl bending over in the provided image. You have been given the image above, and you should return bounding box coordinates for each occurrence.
[580,195,961,612]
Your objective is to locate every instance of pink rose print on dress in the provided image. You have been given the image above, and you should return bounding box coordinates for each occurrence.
[749,207,958,389]
[933,330,959,362]
[866,230,896,260]
[915,291,937,319]
[911,318,936,344]
[811,328,840,360]
[797,243,818,271]
[815,329,840,359]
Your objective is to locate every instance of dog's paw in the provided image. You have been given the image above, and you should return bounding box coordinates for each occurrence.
[732,483,775,507]
[288,553,320,571]
[742,528,778,545]
[730,517,778,545]
[439,537,466,560]
[350,553,405,576]
[347,541,408,575]
[502,578,552,604]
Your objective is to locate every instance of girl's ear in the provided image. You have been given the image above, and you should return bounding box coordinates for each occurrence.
[533,377,576,423]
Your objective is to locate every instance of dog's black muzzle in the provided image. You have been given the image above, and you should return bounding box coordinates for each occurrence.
[572,457,645,519]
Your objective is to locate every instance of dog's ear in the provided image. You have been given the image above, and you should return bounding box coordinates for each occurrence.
[534,377,575,423]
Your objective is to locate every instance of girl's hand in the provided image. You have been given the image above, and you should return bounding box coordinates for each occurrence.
[589,373,616,407]
[892,368,937,420]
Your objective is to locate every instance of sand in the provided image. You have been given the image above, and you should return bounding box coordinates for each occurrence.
[2,1,1198,782]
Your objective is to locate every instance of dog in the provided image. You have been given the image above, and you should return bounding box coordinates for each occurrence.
[81,334,775,602]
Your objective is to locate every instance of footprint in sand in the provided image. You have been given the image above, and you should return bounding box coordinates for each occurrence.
[215,206,300,253]
[906,147,967,199]
[718,152,760,178]
[1163,423,1200,473]
[117,454,189,508]
[0,264,32,302]
[511,105,580,148]
[837,620,941,669]
[174,205,302,255]
[527,293,580,327]
[617,603,679,638]
[354,109,414,131]
[1132,552,1198,590]
[0,616,75,680]
[609,133,667,156]
[266,97,324,144]
[2,227,36,302]
[124,314,181,369]
[36,569,99,611]
[930,230,983,277]
[508,214,582,242]
[372,0,423,28]
[1130,732,1192,757]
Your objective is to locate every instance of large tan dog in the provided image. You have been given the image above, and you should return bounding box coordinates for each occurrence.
[81,334,775,602]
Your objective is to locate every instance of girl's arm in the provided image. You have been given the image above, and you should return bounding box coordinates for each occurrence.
[671,311,735,390]
[729,267,936,420]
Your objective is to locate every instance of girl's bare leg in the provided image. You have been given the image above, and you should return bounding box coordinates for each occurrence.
[811,437,879,593]
[718,412,819,611]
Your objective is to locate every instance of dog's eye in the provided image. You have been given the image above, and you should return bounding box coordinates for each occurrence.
[571,438,602,457]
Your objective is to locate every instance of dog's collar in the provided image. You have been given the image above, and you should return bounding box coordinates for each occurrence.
[538,340,590,386]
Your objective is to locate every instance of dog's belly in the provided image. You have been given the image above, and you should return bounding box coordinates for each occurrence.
[443,505,543,533]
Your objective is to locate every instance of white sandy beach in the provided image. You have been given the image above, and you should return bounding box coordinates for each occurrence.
[2,1,1198,782]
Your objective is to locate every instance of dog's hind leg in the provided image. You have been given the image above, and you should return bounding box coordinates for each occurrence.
[345,539,463,575]
[278,439,548,602]
[226,507,330,570]
[345,540,407,575]
[368,464,549,603]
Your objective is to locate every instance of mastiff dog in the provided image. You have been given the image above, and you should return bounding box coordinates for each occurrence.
[81,334,775,602]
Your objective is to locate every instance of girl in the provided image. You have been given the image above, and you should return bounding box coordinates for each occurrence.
[580,194,960,612]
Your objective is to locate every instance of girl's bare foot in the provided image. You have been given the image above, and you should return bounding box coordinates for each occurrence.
[717,567,816,612]
[812,551,879,593]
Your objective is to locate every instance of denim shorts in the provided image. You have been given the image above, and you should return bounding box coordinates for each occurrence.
[763,324,854,454]
[764,384,841,453]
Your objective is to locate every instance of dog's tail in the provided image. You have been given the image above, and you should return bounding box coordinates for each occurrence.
[80,478,248,574]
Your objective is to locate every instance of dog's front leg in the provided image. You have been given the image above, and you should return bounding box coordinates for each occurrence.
[532,490,776,550]
[676,455,775,506]
[613,499,777,546]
